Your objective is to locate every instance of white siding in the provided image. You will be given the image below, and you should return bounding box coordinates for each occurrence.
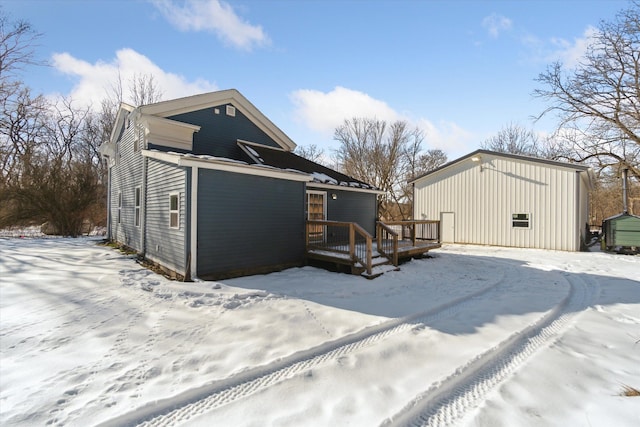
[413,153,587,251]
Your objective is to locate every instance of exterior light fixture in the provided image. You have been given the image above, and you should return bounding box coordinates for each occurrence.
[331,193,337,200]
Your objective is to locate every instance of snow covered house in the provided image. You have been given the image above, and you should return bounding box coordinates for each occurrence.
[411,150,595,251]
[99,89,385,280]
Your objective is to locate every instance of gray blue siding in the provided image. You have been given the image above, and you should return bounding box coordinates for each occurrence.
[109,121,144,250]
[161,105,280,159]
[323,188,378,235]
[197,169,306,278]
[145,158,187,274]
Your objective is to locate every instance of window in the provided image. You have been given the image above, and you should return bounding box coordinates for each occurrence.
[169,194,179,229]
[134,187,141,227]
[306,191,326,221]
[117,192,122,224]
[306,191,326,243]
[512,213,530,228]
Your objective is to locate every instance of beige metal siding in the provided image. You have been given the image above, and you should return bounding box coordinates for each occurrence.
[413,153,583,251]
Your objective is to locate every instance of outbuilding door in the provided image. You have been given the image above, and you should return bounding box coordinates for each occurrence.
[441,212,455,243]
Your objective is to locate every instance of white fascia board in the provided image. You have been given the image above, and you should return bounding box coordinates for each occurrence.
[308,182,386,195]
[140,114,201,151]
[142,150,312,182]
[139,89,296,152]
[142,150,182,165]
[180,157,313,182]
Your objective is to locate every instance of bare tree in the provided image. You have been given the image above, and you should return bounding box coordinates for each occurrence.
[294,144,326,164]
[334,117,435,220]
[128,73,164,106]
[0,11,41,82]
[534,2,640,181]
[481,122,542,156]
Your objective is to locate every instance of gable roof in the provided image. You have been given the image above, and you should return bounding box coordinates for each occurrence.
[137,89,296,151]
[409,149,593,184]
[238,141,383,193]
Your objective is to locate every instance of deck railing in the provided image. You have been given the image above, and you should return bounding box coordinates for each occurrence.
[306,220,441,276]
[380,220,440,246]
[306,220,373,275]
[376,221,399,266]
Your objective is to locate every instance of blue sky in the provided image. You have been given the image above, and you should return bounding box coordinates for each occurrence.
[3,0,631,159]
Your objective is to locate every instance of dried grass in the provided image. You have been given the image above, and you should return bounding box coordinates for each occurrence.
[620,385,640,397]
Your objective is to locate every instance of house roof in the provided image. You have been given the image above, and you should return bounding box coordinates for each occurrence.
[238,141,383,193]
[137,89,296,151]
[409,149,593,184]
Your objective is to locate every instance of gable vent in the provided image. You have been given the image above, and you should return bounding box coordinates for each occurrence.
[226,105,236,117]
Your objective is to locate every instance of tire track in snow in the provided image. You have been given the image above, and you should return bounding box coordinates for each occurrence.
[97,263,523,427]
[381,272,600,427]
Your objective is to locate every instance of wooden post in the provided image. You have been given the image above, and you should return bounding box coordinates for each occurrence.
[366,237,372,276]
[349,223,355,260]
[411,222,416,246]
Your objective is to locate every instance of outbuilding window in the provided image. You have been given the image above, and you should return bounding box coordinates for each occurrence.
[512,213,530,228]
[169,193,179,229]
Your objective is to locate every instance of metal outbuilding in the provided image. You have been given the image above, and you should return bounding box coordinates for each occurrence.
[410,150,595,251]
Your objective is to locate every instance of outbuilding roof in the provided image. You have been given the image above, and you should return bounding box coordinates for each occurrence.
[409,149,593,184]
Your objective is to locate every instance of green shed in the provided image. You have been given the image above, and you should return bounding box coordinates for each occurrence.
[602,213,640,252]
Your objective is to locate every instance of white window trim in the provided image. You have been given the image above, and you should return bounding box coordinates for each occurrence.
[134,187,141,227]
[169,193,180,229]
[306,190,327,221]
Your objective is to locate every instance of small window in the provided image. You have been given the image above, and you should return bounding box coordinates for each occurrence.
[134,187,141,227]
[117,192,122,224]
[169,193,179,229]
[512,213,530,228]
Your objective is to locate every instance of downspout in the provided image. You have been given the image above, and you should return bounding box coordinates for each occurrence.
[576,170,584,251]
[106,160,112,240]
[140,154,148,254]
[622,169,629,214]
[190,165,199,279]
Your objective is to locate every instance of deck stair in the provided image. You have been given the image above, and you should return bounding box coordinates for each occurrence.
[305,220,440,278]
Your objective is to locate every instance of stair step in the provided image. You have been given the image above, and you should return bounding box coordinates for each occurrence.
[361,263,400,279]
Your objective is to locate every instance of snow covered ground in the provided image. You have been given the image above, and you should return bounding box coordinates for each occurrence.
[1,237,638,427]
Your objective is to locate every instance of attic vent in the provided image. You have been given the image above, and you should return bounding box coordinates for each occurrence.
[226,105,236,117]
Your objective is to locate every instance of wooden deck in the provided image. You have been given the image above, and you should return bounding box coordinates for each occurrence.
[305,220,441,278]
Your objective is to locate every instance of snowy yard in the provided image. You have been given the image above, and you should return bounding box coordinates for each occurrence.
[1,237,639,426]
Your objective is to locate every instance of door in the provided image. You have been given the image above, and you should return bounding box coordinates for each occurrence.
[306,191,326,243]
[441,212,455,243]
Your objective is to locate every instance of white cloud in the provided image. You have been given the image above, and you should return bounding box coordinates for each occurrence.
[290,86,401,136]
[482,13,512,38]
[547,26,598,68]
[51,48,217,108]
[151,0,269,51]
[290,86,476,158]
[416,118,476,158]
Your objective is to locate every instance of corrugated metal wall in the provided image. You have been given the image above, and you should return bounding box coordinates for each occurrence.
[109,122,144,250]
[145,158,187,274]
[196,169,306,278]
[413,154,585,251]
